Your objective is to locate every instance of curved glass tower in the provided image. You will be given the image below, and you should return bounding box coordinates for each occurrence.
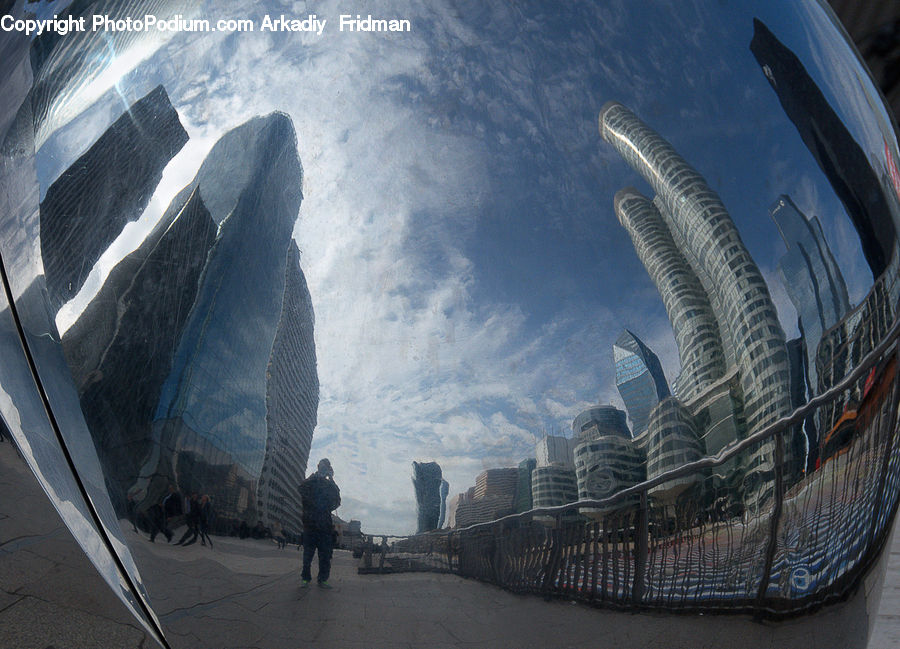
[600,102,792,438]
[614,191,725,401]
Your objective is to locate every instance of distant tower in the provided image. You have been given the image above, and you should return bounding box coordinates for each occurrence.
[412,462,443,533]
[770,195,850,392]
[751,19,898,279]
[613,329,670,436]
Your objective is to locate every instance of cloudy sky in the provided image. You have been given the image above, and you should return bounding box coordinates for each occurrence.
[36,0,890,534]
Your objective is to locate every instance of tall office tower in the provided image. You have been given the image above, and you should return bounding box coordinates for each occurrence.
[412,461,443,533]
[600,101,791,437]
[516,458,537,513]
[151,113,306,517]
[574,434,645,515]
[751,19,898,279]
[27,0,196,148]
[39,85,188,312]
[572,405,631,440]
[771,195,850,393]
[535,435,577,468]
[653,193,738,369]
[258,244,319,532]
[60,186,217,504]
[613,329,670,435]
[645,398,705,502]
[614,189,726,400]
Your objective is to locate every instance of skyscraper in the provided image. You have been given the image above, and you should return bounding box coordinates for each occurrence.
[771,194,850,393]
[614,190,726,400]
[515,458,537,513]
[412,461,443,533]
[600,101,791,439]
[614,329,670,436]
[151,113,308,517]
[258,244,319,531]
[40,85,189,312]
[751,19,898,280]
[61,184,217,503]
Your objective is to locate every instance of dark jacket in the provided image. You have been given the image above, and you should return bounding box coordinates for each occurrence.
[299,473,341,532]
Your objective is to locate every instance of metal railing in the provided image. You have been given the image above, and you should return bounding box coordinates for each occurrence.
[362,313,900,618]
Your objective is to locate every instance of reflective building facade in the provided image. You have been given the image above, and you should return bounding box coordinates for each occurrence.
[413,461,444,533]
[258,244,319,533]
[1,1,899,647]
[614,190,725,401]
[572,405,631,439]
[771,194,850,394]
[601,102,792,440]
[40,85,188,312]
[530,465,578,510]
[751,18,899,279]
[614,329,671,435]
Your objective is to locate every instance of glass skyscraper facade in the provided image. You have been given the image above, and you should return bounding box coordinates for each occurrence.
[601,101,794,507]
[614,190,726,401]
[600,101,791,440]
[613,329,670,435]
[771,194,850,393]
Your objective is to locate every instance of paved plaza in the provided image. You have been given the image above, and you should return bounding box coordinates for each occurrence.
[2,440,897,649]
[1,515,896,649]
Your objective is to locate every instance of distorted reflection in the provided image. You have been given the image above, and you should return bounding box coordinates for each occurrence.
[1,0,899,647]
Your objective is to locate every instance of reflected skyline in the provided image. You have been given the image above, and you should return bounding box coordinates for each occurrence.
[3,1,900,647]
[10,1,897,540]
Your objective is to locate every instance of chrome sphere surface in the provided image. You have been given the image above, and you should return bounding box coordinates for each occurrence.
[1,1,898,648]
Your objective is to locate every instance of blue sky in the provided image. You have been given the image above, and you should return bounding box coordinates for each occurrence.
[36,0,892,534]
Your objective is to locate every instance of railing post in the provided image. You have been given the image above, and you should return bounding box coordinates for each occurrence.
[633,491,648,605]
[542,513,562,598]
[755,427,785,612]
[447,530,455,573]
[378,535,387,571]
[864,340,900,554]
[492,522,502,585]
[362,534,373,570]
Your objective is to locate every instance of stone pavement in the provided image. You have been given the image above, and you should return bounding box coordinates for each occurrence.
[870,517,900,649]
[2,439,898,649]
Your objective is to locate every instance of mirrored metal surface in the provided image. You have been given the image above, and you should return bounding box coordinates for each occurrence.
[1,0,900,647]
